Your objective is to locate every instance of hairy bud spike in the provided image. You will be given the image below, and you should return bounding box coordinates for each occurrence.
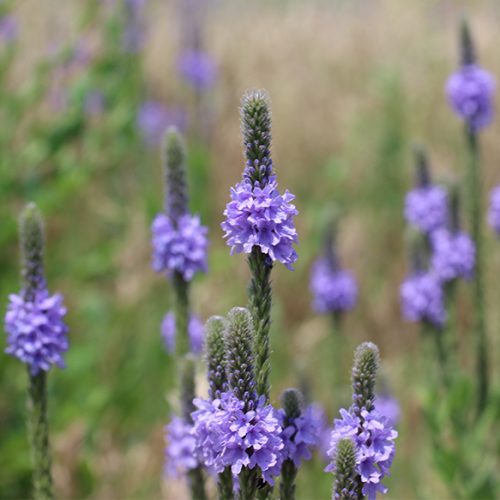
[280,388,303,421]
[224,307,257,411]
[240,89,273,186]
[333,438,358,500]
[460,19,475,66]
[204,316,228,400]
[20,203,46,301]
[163,127,188,223]
[351,342,380,414]
[412,145,431,188]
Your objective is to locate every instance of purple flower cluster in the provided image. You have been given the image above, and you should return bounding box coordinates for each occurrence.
[221,178,298,269]
[310,257,357,314]
[151,213,208,281]
[400,272,446,327]
[4,290,69,375]
[278,404,322,467]
[164,416,198,477]
[488,186,500,235]
[161,312,204,355]
[177,50,217,91]
[430,229,475,281]
[137,100,187,146]
[446,64,495,132]
[192,391,284,484]
[327,407,397,500]
[404,185,448,234]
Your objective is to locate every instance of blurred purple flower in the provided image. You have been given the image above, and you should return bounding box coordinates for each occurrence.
[430,228,475,282]
[151,213,208,282]
[488,185,500,235]
[84,91,105,116]
[0,15,17,43]
[310,257,357,314]
[4,290,69,375]
[137,100,187,146]
[192,391,284,484]
[400,271,446,327]
[161,312,204,355]
[446,64,495,132]
[404,185,448,234]
[374,394,400,427]
[122,0,147,52]
[177,50,217,91]
[326,407,397,500]
[164,416,198,477]
[221,178,298,269]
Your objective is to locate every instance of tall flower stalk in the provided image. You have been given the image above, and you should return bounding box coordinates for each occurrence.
[4,204,69,500]
[152,128,208,499]
[446,21,495,413]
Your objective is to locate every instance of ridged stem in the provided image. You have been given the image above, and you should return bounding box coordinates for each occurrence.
[217,467,234,500]
[247,248,272,402]
[27,369,53,500]
[279,459,297,500]
[239,467,259,500]
[173,271,190,359]
[465,128,489,414]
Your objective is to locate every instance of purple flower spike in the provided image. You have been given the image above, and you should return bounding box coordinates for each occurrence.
[488,185,500,235]
[151,213,208,281]
[430,228,475,282]
[446,65,495,132]
[278,404,322,467]
[5,290,69,375]
[327,407,397,500]
[192,391,285,485]
[164,416,198,477]
[221,178,298,269]
[404,185,448,234]
[177,50,217,91]
[310,257,357,314]
[161,312,204,355]
[374,394,401,427]
[400,272,446,327]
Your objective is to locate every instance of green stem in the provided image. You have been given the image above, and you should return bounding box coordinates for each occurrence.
[27,370,53,500]
[331,312,344,389]
[465,128,489,414]
[173,271,190,359]
[217,467,234,500]
[239,466,258,500]
[279,459,297,500]
[248,247,272,402]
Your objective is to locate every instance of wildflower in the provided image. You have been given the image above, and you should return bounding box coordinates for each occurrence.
[310,257,357,314]
[400,272,446,327]
[374,394,401,427]
[164,416,198,477]
[430,228,475,281]
[151,213,208,281]
[0,15,17,43]
[161,312,203,355]
[137,101,186,146]
[177,49,217,91]
[404,186,448,234]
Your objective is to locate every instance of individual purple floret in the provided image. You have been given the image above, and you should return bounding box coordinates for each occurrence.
[137,101,187,146]
[161,312,204,355]
[164,416,198,477]
[0,15,17,43]
[177,50,217,91]
[278,404,322,467]
[221,178,298,269]
[446,65,495,132]
[4,290,69,375]
[488,186,500,235]
[400,272,446,327]
[374,394,401,427]
[326,407,397,500]
[310,257,357,314]
[404,185,448,234]
[192,391,284,484]
[430,228,475,282]
[151,213,208,281]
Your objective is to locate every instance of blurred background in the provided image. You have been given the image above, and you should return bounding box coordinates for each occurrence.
[1,0,499,498]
